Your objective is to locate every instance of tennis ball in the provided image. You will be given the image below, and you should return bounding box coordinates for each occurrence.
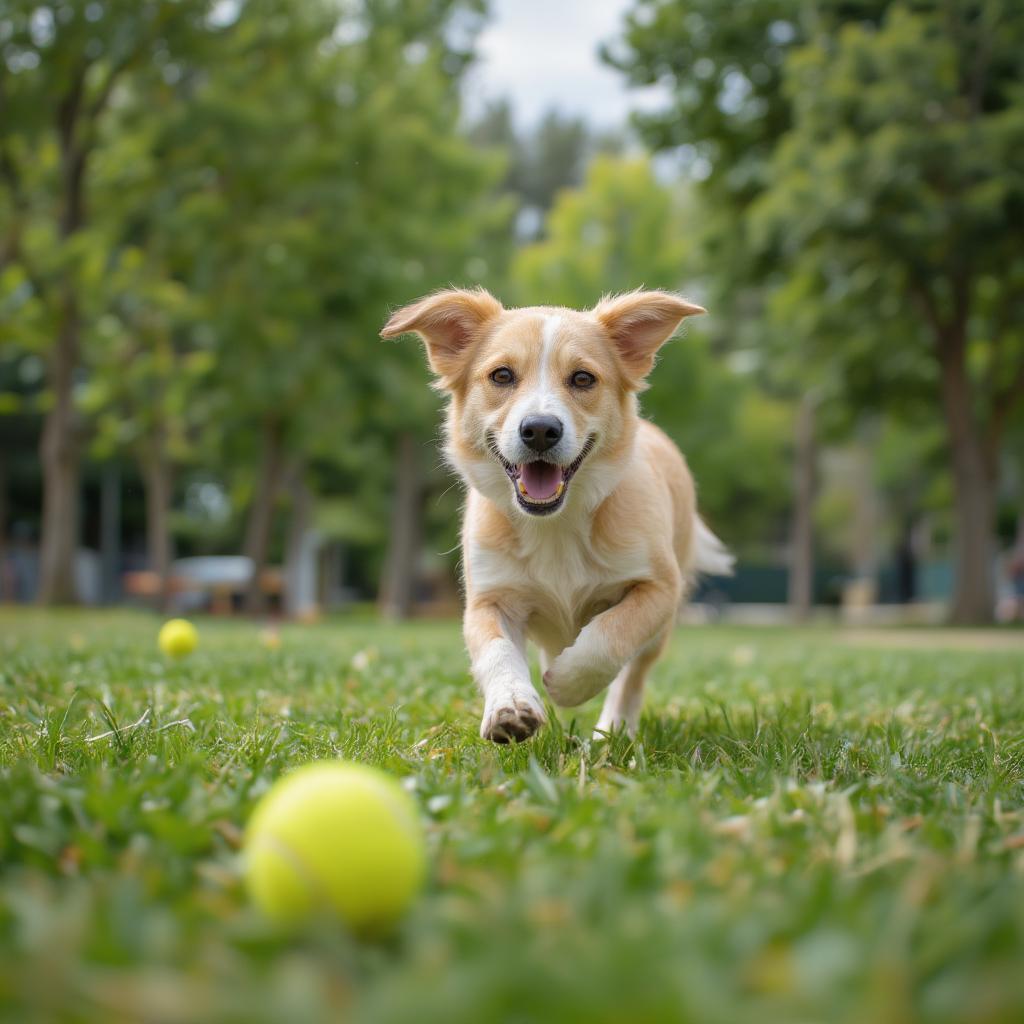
[243,761,425,933]
[157,618,198,657]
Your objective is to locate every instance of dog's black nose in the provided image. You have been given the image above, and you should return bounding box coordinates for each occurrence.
[520,414,563,453]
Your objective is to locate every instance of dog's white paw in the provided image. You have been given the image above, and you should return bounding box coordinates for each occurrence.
[480,690,546,744]
[543,644,619,708]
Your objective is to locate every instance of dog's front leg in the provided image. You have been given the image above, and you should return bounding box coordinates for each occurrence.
[465,599,546,743]
[543,574,680,708]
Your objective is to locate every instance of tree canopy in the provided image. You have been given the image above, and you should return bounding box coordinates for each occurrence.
[1,0,504,606]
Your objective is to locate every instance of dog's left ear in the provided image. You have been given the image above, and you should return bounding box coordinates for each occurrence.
[594,291,705,383]
[381,288,503,387]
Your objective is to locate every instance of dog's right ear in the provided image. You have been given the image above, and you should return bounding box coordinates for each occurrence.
[381,288,503,387]
[594,290,705,385]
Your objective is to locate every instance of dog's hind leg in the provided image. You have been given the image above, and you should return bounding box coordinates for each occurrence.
[593,630,669,739]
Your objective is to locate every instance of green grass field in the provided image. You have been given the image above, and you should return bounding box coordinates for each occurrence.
[2,610,1024,1024]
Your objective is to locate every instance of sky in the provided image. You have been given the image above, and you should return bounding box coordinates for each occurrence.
[463,0,669,131]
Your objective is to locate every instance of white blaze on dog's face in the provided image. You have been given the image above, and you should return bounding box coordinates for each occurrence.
[381,289,705,519]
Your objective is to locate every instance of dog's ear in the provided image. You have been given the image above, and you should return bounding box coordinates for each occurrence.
[594,291,705,383]
[381,288,503,386]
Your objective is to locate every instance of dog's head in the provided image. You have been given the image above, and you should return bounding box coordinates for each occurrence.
[381,289,704,519]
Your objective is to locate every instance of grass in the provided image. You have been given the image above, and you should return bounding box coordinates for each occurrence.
[2,609,1024,1024]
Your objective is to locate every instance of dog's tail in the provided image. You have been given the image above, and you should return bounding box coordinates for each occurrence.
[691,515,735,577]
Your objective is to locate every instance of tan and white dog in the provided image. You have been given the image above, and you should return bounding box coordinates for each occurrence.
[381,288,732,743]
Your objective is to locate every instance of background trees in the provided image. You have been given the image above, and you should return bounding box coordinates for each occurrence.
[754,5,1024,622]
[611,0,1024,623]
[0,0,215,602]
[2,0,503,611]
[2,0,1021,621]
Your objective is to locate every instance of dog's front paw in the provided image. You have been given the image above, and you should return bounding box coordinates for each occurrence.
[480,690,546,744]
[543,644,619,708]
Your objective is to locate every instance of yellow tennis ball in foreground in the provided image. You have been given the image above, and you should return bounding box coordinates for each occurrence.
[243,761,426,933]
[157,618,198,657]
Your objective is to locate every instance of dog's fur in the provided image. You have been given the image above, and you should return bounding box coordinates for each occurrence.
[381,288,732,743]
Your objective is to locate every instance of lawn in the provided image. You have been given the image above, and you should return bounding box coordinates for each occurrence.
[2,610,1024,1024]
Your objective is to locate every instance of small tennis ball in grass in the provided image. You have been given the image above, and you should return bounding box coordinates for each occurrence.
[243,761,425,933]
[157,618,198,657]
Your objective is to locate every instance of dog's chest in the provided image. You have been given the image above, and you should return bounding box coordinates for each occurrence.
[470,529,647,654]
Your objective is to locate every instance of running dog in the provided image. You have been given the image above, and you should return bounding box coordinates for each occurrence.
[381,289,732,742]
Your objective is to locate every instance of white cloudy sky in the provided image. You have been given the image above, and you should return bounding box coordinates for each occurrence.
[463,0,668,130]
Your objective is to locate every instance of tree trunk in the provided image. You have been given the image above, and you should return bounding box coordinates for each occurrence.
[38,75,89,605]
[0,450,7,602]
[946,461,995,624]
[938,335,997,624]
[322,542,348,610]
[788,394,816,622]
[99,463,122,605]
[141,447,174,613]
[38,297,81,604]
[243,419,286,615]
[379,432,423,620]
[283,469,318,620]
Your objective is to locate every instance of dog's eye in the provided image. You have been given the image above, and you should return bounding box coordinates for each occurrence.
[569,370,596,389]
[489,367,515,386]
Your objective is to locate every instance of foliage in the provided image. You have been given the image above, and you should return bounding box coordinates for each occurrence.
[605,0,805,306]
[470,100,608,240]
[2,611,1024,1021]
[0,0,216,348]
[750,3,1024,422]
[610,0,1024,619]
[512,155,686,303]
[0,0,509,579]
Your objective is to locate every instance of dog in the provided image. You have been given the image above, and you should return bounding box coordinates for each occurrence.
[381,289,733,743]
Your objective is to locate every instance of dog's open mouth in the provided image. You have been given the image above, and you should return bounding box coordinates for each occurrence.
[487,434,596,516]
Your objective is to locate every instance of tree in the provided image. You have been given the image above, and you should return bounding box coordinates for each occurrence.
[788,394,816,619]
[751,4,1024,622]
[2,0,505,615]
[513,155,686,303]
[83,249,213,610]
[170,0,502,614]
[471,101,604,239]
[0,0,213,603]
[606,2,828,614]
[611,0,1024,622]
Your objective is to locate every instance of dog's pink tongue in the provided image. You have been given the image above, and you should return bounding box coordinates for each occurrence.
[520,461,562,500]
